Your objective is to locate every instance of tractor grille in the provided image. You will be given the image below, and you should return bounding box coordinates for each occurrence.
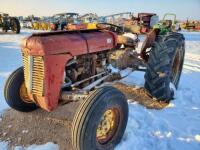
[23,54,44,96]
[23,54,31,93]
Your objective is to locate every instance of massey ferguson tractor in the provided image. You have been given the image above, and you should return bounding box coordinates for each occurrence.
[4,15,185,150]
[0,12,20,34]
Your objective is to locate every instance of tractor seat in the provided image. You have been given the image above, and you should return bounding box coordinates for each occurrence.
[163,20,173,28]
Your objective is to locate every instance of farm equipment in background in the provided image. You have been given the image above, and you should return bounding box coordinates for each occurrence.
[126,13,159,34]
[50,13,80,31]
[0,12,20,34]
[4,11,185,150]
[21,15,40,29]
[154,13,181,33]
[66,13,99,30]
[196,22,200,31]
[99,12,159,34]
[99,12,132,25]
[79,13,98,23]
[64,12,159,34]
[40,21,50,30]
[181,20,200,31]
[65,12,133,31]
[32,17,51,31]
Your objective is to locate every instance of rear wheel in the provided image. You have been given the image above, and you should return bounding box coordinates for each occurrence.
[10,17,20,34]
[72,86,128,150]
[144,32,185,102]
[4,67,37,112]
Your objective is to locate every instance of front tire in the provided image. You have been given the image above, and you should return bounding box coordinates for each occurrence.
[4,67,37,112]
[144,32,185,102]
[72,86,128,150]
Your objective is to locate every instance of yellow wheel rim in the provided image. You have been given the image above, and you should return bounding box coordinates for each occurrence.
[96,108,119,144]
[19,82,32,103]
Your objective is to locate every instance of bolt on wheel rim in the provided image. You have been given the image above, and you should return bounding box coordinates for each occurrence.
[96,108,120,144]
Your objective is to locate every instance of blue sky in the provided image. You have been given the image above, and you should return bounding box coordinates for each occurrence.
[1,0,200,20]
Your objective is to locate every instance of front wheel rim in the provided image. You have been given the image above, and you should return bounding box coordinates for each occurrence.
[96,108,120,145]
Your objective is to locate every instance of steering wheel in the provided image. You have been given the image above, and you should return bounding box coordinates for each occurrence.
[96,23,124,34]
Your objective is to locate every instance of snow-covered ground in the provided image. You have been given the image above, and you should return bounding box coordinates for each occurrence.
[116,32,200,150]
[0,30,200,150]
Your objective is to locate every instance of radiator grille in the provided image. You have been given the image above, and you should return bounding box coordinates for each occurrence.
[22,54,31,92]
[23,54,44,96]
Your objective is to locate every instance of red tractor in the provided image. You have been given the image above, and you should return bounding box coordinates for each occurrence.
[4,20,185,149]
[130,13,159,34]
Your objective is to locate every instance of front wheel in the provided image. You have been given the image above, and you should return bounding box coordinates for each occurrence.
[72,86,128,150]
[4,67,38,112]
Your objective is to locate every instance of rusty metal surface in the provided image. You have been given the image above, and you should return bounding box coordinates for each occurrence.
[71,71,108,87]
[21,30,117,56]
[140,29,158,61]
[60,91,89,102]
[66,24,87,30]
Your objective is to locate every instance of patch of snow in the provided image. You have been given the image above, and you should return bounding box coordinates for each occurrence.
[166,132,172,138]
[120,71,145,87]
[194,135,200,142]
[14,142,59,150]
[107,64,120,73]
[22,129,29,134]
[153,131,172,139]
[170,82,177,97]
[177,137,193,142]
[120,68,133,77]
[191,107,199,110]
[0,141,8,150]
[165,103,175,108]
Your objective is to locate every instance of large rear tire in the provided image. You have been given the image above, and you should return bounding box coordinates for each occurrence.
[144,32,185,102]
[4,67,37,112]
[72,86,128,150]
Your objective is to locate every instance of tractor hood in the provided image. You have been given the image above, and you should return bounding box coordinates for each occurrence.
[21,30,117,56]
